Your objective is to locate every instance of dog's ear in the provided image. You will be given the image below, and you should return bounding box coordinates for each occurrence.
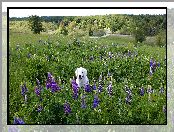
[75,68,78,77]
[83,68,87,76]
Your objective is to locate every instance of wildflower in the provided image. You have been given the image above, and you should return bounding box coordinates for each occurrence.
[92,81,97,90]
[147,87,153,94]
[98,84,102,93]
[125,95,132,104]
[64,102,71,114]
[107,81,112,96]
[46,72,60,93]
[36,78,40,85]
[160,87,164,94]
[81,95,87,109]
[35,86,41,96]
[85,84,91,92]
[35,78,43,96]
[125,85,132,96]
[71,80,79,99]
[37,105,43,112]
[20,83,28,96]
[163,105,166,113]
[150,58,158,75]
[140,87,145,96]
[50,78,61,93]
[46,72,53,89]
[13,117,25,124]
[93,95,99,108]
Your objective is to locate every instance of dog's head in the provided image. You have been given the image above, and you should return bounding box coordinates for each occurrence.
[75,67,87,80]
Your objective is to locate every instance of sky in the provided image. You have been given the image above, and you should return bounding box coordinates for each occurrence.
[8,9,166,18]
[2,2,172,18]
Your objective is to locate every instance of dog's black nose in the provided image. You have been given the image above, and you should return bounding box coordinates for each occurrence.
[79,75,82,79]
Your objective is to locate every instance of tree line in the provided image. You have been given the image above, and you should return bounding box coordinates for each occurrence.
[10,14,166,44]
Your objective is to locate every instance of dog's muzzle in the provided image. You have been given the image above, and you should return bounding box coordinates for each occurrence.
[79,75,82,79]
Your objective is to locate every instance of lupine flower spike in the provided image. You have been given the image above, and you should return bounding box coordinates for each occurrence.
[107,81,113,96]
[13,117,25,124]
[71,79,79,99]
[46,72,60,93]
[81,95,87,109]
[64,102,71,114]
[93,95,100,108]
[140,87,145,96]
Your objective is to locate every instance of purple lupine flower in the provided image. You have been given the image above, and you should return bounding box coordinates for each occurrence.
[150,58,158,75]
[107,81,112,96]
[98,84,102,93]
[140,87,145,96]
[157,62,160,67]
[163,105,166,113]
[46,72,53,89]
[13,117,25,124]
[93,95,99,108]
[37,105,43,112]
[34,78,43,96]
[46,72,60,92]
[92,81,97,90]
[50,78,61,93]
[125,95,132,105]
[36,78,40,85]
[160,87,164,94]
[147,87,153,94]
[64,102,71,114]
[71,79,79,99]
[35,86,41,96]
[85,84,91,92]
[20,83,28,96]
[152,61,157,72]
[125,85,132,96]
[81,95,87,109]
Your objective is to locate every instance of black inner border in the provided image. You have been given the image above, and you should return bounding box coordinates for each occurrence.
[7,6,167,125]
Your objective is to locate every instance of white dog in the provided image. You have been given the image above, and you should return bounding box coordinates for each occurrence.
[75,67,89,88]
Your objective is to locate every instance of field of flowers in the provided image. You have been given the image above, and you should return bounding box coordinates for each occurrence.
[9,32,166,125]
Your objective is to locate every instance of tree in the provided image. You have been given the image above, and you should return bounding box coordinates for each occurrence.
[28,15,44,34]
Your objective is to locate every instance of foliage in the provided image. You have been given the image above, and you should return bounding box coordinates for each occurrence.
[155,30,166,47]
[9,31,166,124]
[28,15,44,34]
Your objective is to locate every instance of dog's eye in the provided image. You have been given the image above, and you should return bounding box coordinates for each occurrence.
[82,72,83,73]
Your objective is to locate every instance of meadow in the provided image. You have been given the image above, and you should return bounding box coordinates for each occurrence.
[9,18,166,124]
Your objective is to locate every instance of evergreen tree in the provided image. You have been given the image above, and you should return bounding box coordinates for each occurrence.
[28,15,44,34]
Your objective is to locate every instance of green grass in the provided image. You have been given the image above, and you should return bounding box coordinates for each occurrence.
[9,31,166,124]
